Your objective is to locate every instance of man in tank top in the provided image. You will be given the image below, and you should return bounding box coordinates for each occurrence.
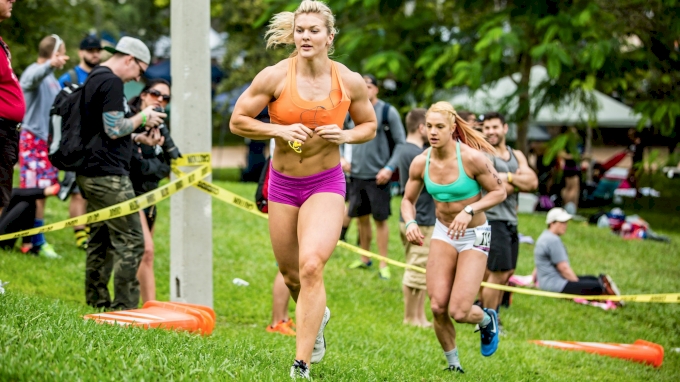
[479,112,537,329]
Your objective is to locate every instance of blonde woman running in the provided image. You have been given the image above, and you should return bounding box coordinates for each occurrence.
[401,102,506,373]
[230,1,376,378]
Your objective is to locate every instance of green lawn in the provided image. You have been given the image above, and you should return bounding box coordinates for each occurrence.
[1,179,680,381]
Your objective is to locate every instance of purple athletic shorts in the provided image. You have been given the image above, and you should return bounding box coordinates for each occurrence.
[268,163,346,208]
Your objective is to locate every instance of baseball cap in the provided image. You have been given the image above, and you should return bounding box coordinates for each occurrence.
[546,207,573,224]
[80,35,102,50]
[363,74,378,87]
[104,36,151,65]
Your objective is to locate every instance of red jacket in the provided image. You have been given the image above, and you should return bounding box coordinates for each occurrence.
[0,37,25,122]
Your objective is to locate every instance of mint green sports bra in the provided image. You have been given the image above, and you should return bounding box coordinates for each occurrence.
[424,141,481,202]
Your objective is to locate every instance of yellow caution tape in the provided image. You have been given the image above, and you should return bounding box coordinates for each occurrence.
[0,164,209,241]
[4,152,678,303]
[171,154,269,219]
[477,282,680,303]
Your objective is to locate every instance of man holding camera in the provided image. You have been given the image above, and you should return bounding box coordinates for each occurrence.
[75,37,165,310]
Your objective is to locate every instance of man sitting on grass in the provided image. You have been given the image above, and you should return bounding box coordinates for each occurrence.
[534,207,620,297]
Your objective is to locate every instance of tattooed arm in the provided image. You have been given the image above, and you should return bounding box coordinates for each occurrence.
[102,111,144,140]
[465,149,506,213]
[102,108,167,140]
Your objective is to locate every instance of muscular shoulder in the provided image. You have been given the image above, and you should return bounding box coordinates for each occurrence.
[251,59,289,95]
[335,62,365,99]
[512,149,528,164]
[409,151,427,178]
[460,143,492,174]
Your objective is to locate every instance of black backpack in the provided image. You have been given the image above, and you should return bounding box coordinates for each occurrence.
[380,102,400,182]
[48,76,94,171]
[255,157,271,213]
[381,102,396,156]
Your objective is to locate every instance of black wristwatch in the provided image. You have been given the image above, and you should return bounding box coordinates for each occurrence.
[464,205,475,216]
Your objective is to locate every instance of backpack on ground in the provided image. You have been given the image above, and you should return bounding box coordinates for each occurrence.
[255,157,271,213]
[48,82,89,171]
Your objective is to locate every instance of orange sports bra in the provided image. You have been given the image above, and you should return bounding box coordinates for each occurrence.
[268,57,351,130]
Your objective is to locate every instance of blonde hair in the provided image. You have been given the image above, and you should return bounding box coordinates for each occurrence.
[427,102,496,155]
[265,0,338,57]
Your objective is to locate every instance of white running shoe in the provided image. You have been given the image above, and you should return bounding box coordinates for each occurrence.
[311,307,331,364]
[290,360,310,379]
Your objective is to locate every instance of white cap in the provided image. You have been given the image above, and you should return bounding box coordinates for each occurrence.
[546,207,573,224]
[104,36,151,65]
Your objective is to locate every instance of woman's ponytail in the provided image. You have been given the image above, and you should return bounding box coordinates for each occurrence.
[427,101,496,155]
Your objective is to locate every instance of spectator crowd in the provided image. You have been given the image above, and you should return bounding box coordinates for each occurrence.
[1,2,175,311]
[0,1,625,329]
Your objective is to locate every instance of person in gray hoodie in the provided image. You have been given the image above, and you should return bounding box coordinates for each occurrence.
[18,34,69,259]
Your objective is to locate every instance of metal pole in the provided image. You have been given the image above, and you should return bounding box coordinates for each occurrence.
[170,0,213,307]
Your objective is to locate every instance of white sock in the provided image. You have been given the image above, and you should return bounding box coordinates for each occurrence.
[480,311,492,328]
[444,348,461,368]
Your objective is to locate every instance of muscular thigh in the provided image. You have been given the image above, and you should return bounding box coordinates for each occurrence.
[297,193,345,265]
[268,201,300,273]
[450,250,488,308]
[427,239,458,306]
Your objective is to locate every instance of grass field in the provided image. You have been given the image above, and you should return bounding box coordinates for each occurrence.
[1,178,680,381]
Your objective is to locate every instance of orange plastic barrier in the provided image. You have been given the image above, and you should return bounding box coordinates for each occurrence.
[147,301,216,321]
[83,301,216,335]
[84,307,201,332]
[142,301,215,335]
[531,339,664,367]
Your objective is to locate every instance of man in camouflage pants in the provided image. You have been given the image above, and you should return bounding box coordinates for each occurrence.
[77,176,144,309]
[75,38,165,310]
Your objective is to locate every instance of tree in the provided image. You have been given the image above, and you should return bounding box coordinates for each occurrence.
[595,0,680,140]
[210,0,289,93]
[433,1,630,155]
[2,0,168,76]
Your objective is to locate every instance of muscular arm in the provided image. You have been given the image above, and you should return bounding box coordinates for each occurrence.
[229,64,287,140]
[102,111,144,140]
[467,151,507,213]
[556,261,579,282]
[342,71,377,144]
[400,156,426,223]
[509,150,538,192]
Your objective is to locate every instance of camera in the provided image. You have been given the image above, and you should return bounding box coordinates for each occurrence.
[152,107,182,160]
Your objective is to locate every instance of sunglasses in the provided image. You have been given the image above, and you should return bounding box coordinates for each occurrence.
[146,88,171,102]
[134,58,146,77]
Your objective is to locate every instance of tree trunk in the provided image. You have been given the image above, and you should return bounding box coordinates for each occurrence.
[516,52,532,155]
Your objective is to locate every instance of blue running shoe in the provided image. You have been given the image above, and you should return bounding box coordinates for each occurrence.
[478,308,499,357]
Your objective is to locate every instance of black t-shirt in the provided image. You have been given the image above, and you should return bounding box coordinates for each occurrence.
[77,66,134,177]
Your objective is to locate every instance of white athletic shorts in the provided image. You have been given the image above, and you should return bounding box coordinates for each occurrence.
[431,219,491,256]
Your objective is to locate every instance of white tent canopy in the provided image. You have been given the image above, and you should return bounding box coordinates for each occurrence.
[448,66,642,128]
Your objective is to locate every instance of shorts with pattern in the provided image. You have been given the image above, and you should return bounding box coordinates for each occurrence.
[19,130,58,189]
[400,223,434,290]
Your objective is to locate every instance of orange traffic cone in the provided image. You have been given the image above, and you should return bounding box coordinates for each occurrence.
[531,339,664,367]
